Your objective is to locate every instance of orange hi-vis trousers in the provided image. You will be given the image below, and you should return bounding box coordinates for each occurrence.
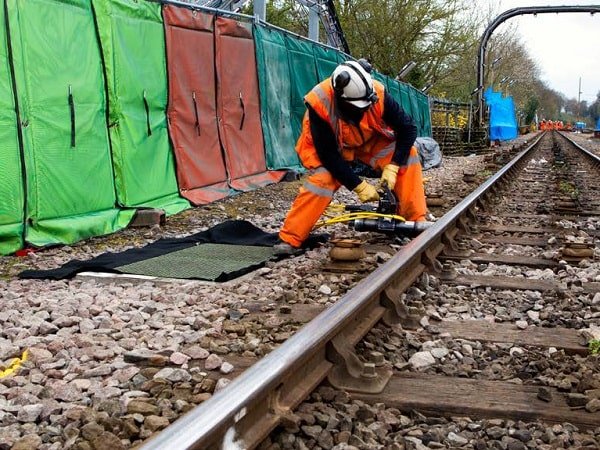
[279,143,427,248]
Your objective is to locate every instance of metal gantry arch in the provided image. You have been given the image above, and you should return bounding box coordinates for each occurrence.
[476,5,600,126]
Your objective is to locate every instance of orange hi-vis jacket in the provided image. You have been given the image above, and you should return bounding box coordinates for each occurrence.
[279,78,427,248]
[295,79,395,168]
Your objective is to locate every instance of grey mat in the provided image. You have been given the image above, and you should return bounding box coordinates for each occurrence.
[115,243,276,280]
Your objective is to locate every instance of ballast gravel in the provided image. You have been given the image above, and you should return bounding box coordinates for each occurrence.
[0,133,558,449]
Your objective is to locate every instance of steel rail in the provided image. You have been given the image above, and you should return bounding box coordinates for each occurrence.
[141,133,545,450]
[557,131,600,165]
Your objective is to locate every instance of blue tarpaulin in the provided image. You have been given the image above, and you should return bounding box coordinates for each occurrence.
[484,87,517,141]
[595,118,600,130]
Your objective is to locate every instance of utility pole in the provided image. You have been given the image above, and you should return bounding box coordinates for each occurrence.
[578,77,582,119]
[253,0,266,20]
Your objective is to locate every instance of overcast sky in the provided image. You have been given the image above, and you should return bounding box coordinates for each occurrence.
[485,0,599,103]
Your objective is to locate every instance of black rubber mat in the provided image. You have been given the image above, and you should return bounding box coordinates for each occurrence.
[19,220,328,281]
[116,243,275,280]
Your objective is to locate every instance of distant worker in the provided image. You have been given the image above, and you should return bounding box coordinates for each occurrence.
[276,59,427,253]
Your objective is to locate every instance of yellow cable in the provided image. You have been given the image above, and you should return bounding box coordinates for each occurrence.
[0,349,28,379]
[315,210,406,228]
[316,201,407,229]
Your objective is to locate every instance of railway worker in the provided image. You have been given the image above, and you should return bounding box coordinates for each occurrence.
[276,59,427,253]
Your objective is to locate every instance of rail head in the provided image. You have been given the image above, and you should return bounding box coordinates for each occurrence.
[140,133,545,450]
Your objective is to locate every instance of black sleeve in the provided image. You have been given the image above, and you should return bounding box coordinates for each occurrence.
[307,105,362,191]
[382,91,417,166]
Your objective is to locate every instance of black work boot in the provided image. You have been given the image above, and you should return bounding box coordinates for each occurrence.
[273,239,302,256]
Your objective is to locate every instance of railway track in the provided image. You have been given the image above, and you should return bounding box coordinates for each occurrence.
[1,131,598,449]
[141,131,600,449]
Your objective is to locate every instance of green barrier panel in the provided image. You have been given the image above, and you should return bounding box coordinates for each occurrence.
[6,0,133,248]
[385,78,402,108]
[284,34,319,140]
[397,82,413,118]
[92,0,189,215]
[372,70,387,86]
[390,79,417,127]
[418,92,432,136]
[407,86,424,135]
[254,25,299,170]
[313,44,340,80]
[385,78,432,137]
[0,1,23,255]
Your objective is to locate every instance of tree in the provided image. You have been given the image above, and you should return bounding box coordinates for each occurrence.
[524,97,539,125]
[240,1,309,35]
[248,0,581,116]
[588,91,600,123]
[334,0,484,90]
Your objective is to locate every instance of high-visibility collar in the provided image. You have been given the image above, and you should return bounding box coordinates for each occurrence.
[304,79,391,148]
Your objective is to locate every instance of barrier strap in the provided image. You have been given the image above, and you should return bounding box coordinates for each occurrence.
[143,90,152,136]
[239,92,245,130]
[68,85,76,147]
[192,91,200,136]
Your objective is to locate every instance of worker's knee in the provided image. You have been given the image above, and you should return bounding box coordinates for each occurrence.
[307,171,339,191]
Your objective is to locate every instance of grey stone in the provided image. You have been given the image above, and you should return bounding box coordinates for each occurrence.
[515,320,528,330]
[81,421,104,441]
[220,362,234,374]
[301,424,323,439]
[90,431,126,450]
[537,386,552,402]
[169,352,190,365]
[510,429,532,443]
[127,400,159,415]
[205,354,223,371]
[446,431,468,446]
[566,393,588,407]
[430,347,449,359]
[153,368,191,383]
[585,398,600,413]
[54,384,83,402]
[408,351,436,369]
[17,404,43,422]
[214,378,231,392]
[11,434,42,450]
[144,415,170,431]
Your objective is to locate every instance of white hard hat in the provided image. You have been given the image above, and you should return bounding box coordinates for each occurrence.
[331,60,377,108]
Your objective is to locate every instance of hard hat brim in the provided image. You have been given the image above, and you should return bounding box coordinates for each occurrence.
[344,98,372,109]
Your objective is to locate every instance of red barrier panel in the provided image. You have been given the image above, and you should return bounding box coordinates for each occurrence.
[215,17,285,191]
[164,6,230,204]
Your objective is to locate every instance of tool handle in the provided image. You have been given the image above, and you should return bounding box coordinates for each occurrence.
[345,204,376,212]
